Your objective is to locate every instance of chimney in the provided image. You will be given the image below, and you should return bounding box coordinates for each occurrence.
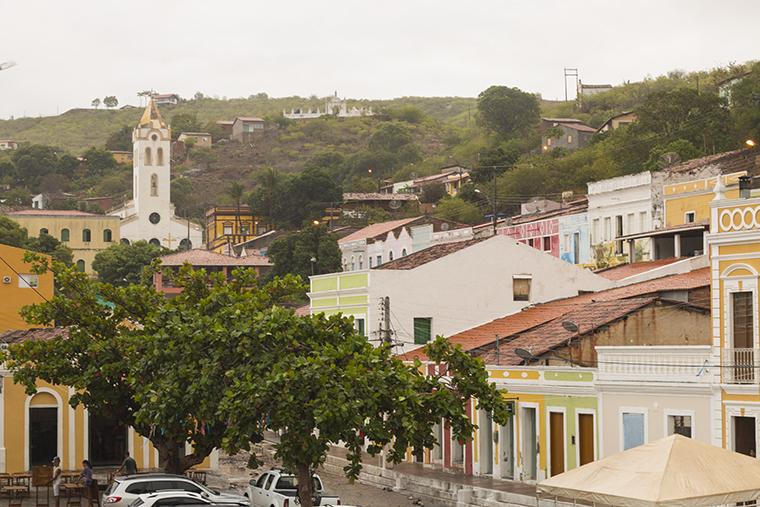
[739,175,752,199]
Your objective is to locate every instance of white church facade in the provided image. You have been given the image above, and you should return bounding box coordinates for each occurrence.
[109,100,203,249]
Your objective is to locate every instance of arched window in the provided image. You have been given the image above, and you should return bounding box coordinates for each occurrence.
[350,256,355,271]
[103,229,112,242]
[402,248,407,256]
[120,238,130,245]
[150,174,158,196]
[389,251,394,261]
[179,238,191,250]
[156,147,164,166]
[145,147,152,166]
[76,260,85,272]
[40,228,48,236]
[358,255,363,270]
[82,229,91,242]
[60,229,70,242]
[149,238,161,246]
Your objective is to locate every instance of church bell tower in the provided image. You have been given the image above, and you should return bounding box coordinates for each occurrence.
[132,99,172,221]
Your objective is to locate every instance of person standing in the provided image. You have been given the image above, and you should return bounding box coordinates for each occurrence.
[114,452,138,476]
[80,460,94,507]
[50,456,62,507]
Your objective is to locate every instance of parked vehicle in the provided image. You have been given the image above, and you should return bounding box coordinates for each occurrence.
[246,470,339,507]
[104,473,248,507]
[129,491,248,507]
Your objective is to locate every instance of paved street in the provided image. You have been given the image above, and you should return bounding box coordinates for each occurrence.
[318,469,440,507]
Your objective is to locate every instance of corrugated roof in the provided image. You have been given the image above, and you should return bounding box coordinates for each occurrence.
[595,258,684,281]
[375,238,486,270]
[234,117,265,122]
[339,217,422,244]
[397,267,709,361]
[562,123,597,133]
[7,209,99,217]
[0,327,68,344]
[343,193,419,202]
[159,249,271,267]
[665,147,759,174]
[477,297,659,365]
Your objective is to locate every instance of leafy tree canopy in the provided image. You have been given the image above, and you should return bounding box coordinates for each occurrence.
[268,224,342,280]
[0,216,72,265]
[91,240,166,286]
[477,86,540,137]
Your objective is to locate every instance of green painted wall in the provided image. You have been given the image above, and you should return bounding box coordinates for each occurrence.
[312,297,338,308]
[311,276,338,293]
[339,295,368,306]
[543,395,598,471]
[339,273,368,289]
[544,371,594,382]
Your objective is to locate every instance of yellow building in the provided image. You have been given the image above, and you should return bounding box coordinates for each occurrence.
[205,205,268,255]
[709,179,760,457]
[663,172,745,228]
[5,210,121,274]
[0,243,53,332]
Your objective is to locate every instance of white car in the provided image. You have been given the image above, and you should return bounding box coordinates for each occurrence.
[104,474,248,507]
[246,470,339,507]
[130,491,248,507]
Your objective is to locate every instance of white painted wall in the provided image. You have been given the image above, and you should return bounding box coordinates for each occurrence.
[366,236,612,354]
[587,172,653,256]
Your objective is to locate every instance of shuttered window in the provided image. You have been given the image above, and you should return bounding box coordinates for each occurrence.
[513,276,531,302]
[414,317,432,344]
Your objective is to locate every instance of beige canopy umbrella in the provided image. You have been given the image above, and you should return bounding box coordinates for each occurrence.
[537,435,760,506]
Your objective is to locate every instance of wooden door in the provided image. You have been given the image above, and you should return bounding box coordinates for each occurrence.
[578,413,595,466]
[549,412,565,476]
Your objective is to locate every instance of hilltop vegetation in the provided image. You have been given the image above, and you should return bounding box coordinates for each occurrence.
[0,60,758,229]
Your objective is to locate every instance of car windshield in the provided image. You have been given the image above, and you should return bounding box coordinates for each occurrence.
[274,477,321,491]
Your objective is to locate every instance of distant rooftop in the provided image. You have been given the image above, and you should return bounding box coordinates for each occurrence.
[343,192,419,202]
[7,209,99,217]
[159,249,271,267]
[375,238,485,270]
[339,217,422,244]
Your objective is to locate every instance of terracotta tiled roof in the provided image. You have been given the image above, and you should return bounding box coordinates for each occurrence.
[294,304,310,317]
[375,238,486,270]
[562,123,597,133]
[343,193,419,202]
[478,297,659,365]
[595,258,684,281]
[507,201,588,225]
[0,327,68,344]
[235,117,265,122]
[397,267,709,361]
[7,209,98,217]
[159,249,271,267]
[665,147,759,174]
[339,217,422,244]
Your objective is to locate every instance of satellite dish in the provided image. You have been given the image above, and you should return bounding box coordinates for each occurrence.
[389,199,401,210]
[514,348,535,362]
[658,151,681,168]
[440,223,450,231]
[0,61,17,71]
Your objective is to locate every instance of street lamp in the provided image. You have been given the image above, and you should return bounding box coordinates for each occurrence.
[312,220,320,226]
[747,140,757,148]
[310,256,317,275]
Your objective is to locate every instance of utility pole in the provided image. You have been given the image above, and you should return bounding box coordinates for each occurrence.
[563,68,578,102]
[491,167,498,236]
[383,296,392,344]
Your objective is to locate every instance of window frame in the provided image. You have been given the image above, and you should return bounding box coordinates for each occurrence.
[513,275,532,302]
[620,407,647,451]
[664,409,694,439]
[60,228,70,242]
[413,317,432,345]
[82,228,92,242]
[684,211,696,224]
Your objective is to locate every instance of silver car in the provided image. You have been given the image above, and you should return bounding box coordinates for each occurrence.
[104,474,248,507]
[129,491,248,507]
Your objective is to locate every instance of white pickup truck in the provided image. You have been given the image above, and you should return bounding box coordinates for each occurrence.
[246,469,340,507]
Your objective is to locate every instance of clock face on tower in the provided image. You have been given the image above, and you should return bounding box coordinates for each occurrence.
[149,212,161,224]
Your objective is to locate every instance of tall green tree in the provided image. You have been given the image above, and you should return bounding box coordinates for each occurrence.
[6,259,304,474]
[103,96,119,109]
[105,126,133,151]
[91,240,165,285]
[226,182,245,234]
[221,312,510,507]
[268,224,341,279]
[477,85,540,137]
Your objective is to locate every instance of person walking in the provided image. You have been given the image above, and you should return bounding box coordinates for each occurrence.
[114,452,138,476]
[80,460,94,507]
[50,456,62,507]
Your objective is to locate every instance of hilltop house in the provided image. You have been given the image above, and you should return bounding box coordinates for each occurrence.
[150,93,180,106]
[0,139,18,151]
[231,117,265,143]
[596,111,637,133]
[178,132,212,148]
[540,118,596,152]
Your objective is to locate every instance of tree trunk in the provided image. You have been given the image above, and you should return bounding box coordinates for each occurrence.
[295,463,314,507]
[155,441,207,474]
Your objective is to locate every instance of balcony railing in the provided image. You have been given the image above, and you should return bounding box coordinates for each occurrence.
[596,346,712,384]
[722,348,760,384]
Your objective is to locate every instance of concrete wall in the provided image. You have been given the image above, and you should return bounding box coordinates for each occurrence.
[0,244,53,331]
[558,212,590,264]
[499,218,560,258]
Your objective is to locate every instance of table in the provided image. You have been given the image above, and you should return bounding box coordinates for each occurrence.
[61,483,84,507]
[61,472,81,484]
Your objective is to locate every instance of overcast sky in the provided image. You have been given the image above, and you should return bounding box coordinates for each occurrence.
[1,0,759,119]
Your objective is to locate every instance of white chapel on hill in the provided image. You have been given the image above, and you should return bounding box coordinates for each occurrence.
[110,100,203,249]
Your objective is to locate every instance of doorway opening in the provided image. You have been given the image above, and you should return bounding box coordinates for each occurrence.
[30,407,57,467]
